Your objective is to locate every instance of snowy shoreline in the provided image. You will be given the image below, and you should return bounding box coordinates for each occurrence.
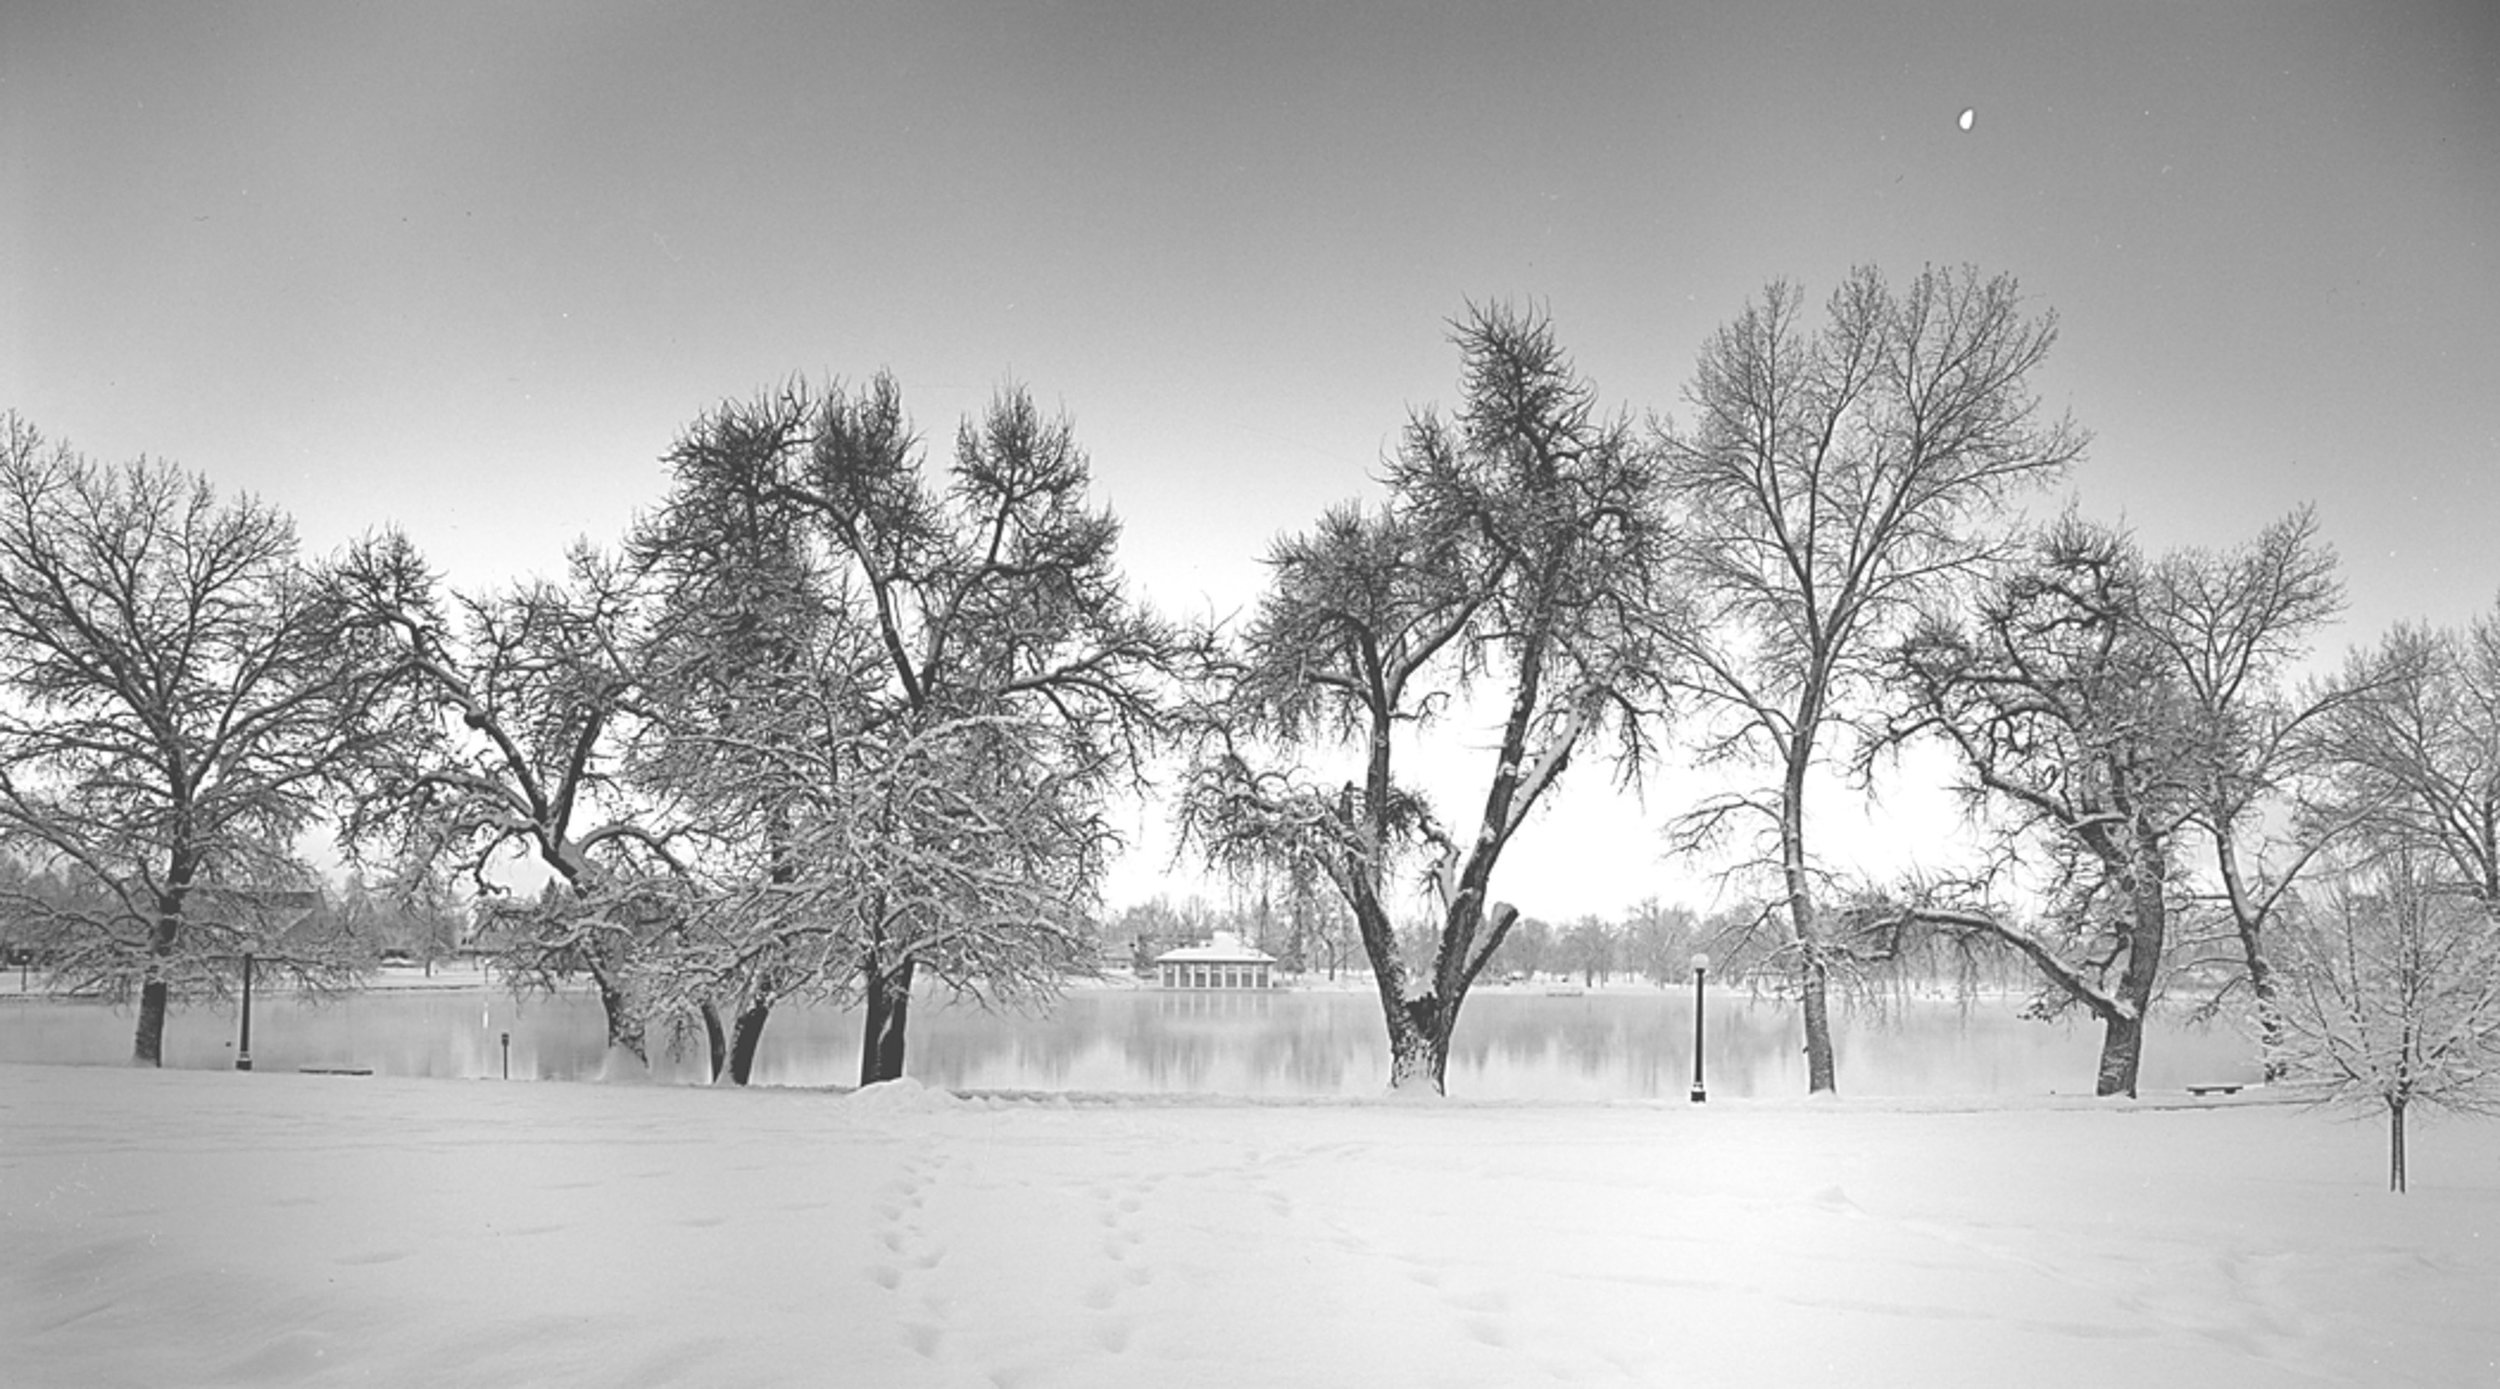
[6,1061,2495,1387]
[0,969,2282,1098]
[0,963,2160,1004]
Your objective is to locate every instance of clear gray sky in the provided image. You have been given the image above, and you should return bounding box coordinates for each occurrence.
[6,2,2496,916]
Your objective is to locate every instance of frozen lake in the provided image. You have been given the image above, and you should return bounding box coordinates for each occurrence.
[0,976,2262,1098]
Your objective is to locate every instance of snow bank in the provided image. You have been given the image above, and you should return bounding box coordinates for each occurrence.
[3,1063,2494,1387]
[844,1074,970,1116]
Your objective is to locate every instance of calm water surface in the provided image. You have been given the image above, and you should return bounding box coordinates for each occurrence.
[0,978,2261,1099]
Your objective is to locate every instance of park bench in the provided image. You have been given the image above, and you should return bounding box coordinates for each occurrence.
[2184,1083,2243,1097]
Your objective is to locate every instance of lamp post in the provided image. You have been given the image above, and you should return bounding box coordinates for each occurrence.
[235,950,255,1072]
[1688,952,1708,1103]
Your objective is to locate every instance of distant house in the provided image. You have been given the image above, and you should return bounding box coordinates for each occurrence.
[1154,931,1277,990]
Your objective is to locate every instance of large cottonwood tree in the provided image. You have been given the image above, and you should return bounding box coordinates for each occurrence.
[626,386,842,1082]
[644,706,1103,1084]
[1871,517,2196,1096]
[632,378,1182,1086]
[0,417,395,1063]
[334,533,686,1067]
[1868,512,2341,1096]
[1184,304,1673,1093]
[803,379,1180,1084]
[1660,266,2081,1094]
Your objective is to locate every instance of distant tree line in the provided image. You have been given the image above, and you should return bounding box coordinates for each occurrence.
[4,266,2494,1163]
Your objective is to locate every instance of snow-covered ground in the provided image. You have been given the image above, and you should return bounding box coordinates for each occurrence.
[4,1064,2494,1387]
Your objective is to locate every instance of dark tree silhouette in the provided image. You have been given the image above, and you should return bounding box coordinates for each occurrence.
[1660,266,2081,1093]
[0,417,395,1063]
[1865,511,2340,1096]
[334,533,685,1068]
[1184,304,1674,1093]
[629,379,1185,1086]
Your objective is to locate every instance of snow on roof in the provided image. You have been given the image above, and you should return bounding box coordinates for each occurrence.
[1153,930,1274,965]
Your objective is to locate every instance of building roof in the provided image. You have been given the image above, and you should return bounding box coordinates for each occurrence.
[1154,931,1275,965]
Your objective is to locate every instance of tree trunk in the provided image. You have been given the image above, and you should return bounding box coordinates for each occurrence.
[132,980,171,1067]
[2249,968,2287,1084]
[1799,958,1837,1093]
[1384,995,1449,1094]
[595,978,646,1062]
[859,957,915,1086]
[699,1003,727,1082]
[2218,838,2288,1082]
[2389,1098,2408,1194]
[732,820,790,1088]
[130,888,185,1066]
[2094,1010,2143,1098]
[2094,831,2170,1099]
[728,999,772,1086]
[1781,757,1838,1094]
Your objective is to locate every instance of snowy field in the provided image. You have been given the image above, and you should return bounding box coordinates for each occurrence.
[4,1064,2495,1387]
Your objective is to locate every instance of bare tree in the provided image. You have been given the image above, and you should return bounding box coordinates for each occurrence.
[1105,894,1211,975]
[2143,509,2350,1071]
[1660,266,2082,1093]
[1869,517,2205,1097]
[644,710,1102,1081]
[0,417,395,1062]
[2309,604,2500,912]
[2272,849,2500,1191]
[334,532,686,1067]
[626,386,845,1082]
[1183,303,1674,1093]
[1556,914,1621,987]
[1621,898,1700,987]
[1865,511,2344,1095]
[806,379,1182,1084]
[629,377,1183,1086]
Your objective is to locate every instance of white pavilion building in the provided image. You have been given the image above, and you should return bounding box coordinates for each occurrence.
[1153,931,1277,990]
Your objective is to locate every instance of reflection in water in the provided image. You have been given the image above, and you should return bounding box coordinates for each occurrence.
[0,983,2263,1098]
